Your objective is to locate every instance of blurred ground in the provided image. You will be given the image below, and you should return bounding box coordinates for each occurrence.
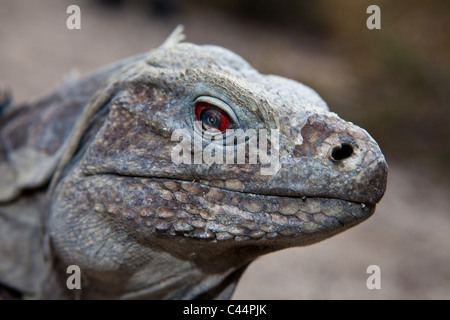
[0,0,449,299]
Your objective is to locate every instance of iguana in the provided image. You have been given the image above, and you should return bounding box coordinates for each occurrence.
[0,26,387,299]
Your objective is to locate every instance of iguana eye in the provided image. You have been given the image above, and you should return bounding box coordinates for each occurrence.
[195,102,232,132]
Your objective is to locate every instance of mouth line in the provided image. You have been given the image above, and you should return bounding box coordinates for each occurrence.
[84,170,374,209]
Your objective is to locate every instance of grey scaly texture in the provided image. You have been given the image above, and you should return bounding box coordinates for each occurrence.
[0,27,387,299]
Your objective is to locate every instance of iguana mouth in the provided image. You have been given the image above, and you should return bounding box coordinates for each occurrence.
[80,172,375,243]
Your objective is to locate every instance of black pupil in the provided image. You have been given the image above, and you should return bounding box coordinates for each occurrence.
[208,116,216,124]
[200,108,221,130]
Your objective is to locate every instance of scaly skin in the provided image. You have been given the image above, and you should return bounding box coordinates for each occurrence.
[0,27,387,299]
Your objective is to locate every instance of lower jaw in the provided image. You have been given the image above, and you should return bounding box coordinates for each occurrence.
[76,172,376,244]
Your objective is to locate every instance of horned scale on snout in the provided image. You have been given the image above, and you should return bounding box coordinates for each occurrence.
[0,26,387,299]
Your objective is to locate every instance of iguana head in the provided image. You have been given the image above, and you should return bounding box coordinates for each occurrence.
[48,27,387,299]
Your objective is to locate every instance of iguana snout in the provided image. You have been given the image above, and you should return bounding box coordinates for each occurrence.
[279,112,388,205]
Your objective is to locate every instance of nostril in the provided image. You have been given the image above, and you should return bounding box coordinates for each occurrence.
[330,143,354,161]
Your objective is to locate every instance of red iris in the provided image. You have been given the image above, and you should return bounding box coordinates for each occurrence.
[195,102,232,132]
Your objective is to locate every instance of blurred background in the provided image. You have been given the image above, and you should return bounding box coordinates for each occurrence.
[0,0,448,299]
